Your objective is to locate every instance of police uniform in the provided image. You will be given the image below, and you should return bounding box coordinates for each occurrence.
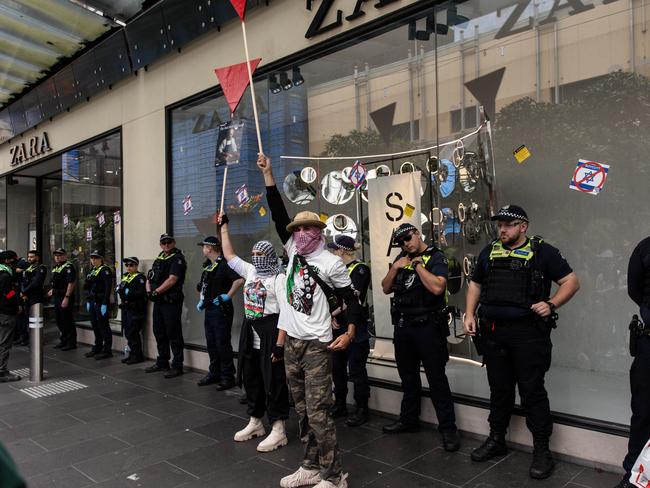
[84,252,114,358]
[470,205,572,478]
[147,237,187,372]
[386,226,458,439]
[50,249,77,349]
[329,238,372,426]
[621,236,650,487]
[196,238,242,387]
[117,257,147,364]
[17,259,47,345]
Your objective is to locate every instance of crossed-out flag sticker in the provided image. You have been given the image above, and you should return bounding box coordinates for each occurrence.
[569,159,610,195]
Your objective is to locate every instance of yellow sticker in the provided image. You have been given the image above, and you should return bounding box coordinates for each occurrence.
[258,206,266,217]
[319,212,329,223]
[404,203,415,217]
[513,145,531,163]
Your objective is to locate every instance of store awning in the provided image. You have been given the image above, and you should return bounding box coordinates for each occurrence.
[0,0,143,107]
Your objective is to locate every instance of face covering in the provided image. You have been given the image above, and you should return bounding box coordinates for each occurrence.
[251,240,280,276]
[294,227,324,255]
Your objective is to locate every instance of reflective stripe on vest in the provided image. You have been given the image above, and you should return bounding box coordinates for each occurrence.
[122,272,143,284]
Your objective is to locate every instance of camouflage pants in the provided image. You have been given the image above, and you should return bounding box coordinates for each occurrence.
[285,336,342,483]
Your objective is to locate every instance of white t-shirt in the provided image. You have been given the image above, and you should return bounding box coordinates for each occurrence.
[280,236,352,342]
[228,256,285,349]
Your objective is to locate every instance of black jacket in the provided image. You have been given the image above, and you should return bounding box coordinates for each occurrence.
[0,267,19,315]
[21,264,47,306]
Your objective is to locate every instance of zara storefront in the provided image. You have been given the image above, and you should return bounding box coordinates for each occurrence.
[0,0,646,470]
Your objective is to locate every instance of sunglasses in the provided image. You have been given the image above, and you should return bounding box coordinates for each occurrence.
[395,233,415,246]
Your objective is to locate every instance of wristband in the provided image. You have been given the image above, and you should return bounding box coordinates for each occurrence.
[65,295,71,298]
[545,301,557,312]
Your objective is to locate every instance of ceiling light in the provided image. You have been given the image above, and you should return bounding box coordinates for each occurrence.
[292,67,304,86]
[280,72,293,91]
[269,75,281,94]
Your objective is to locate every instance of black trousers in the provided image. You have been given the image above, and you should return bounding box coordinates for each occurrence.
[393,320,457,432]
[122,309,144,359]
[332,328,370,408]
[89,302,112,353]
[243,348,290,423]
[624,335,650,476]
[483,321,553,436]
[152,301,184,369]
[204,306,235,383]
[53,294,76,347]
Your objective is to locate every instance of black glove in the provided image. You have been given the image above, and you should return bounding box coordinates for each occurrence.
[272,344,284,361]
[147,290,159,302]
[220,213,229,225]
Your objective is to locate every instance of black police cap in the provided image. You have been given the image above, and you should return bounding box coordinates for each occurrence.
[90,250,103,258]
[197,236,220,247]
[159,233,175,243]
[123,256,139,265]
[490,205,529,223]
[394,223,418,238]
[53,248,67,255]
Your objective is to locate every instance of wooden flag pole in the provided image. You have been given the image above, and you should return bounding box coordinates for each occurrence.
[219,166,229,215]
[241,21,263,154]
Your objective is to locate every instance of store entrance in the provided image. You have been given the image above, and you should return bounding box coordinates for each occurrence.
[12,131,123,326]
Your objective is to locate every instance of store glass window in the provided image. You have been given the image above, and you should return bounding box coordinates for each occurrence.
[171,0,641,426]
[41,132,122,328]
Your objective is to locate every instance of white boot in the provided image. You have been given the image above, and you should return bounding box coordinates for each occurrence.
[313,473,349,488]
[280,467,321,488]
[257,420,288,452]
[233,416,265,442]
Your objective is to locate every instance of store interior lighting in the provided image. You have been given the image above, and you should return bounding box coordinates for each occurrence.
[292,67,304,86]
[280,72,293,91]
[269,74,282,94]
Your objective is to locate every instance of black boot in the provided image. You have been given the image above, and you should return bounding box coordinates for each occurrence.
[346,406,369,427]
[471,432,507,462]
[529,435,555,479]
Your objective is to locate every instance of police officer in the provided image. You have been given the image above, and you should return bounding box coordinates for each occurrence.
[116,257,147,365]
[48,248,77,350]
[463,205,579,480]
[17,251,47,346]
[328,235,372,427]
[84,251,114,359]
[616,237,650,488]
[145,233,187,378]
[381,223,460,452]
[0,250,21,382]
[195,235,243,390]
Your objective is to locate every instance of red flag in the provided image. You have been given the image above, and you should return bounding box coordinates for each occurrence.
[229,0,246,21]
[214,58,261,116]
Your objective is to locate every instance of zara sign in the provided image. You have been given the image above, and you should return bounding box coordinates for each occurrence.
[9,132,52,167]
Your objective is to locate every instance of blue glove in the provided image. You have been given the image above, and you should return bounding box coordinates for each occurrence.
[86,302,91,313]
[213,294,231,306]
[124,288,130,296]
[196,300,204,312]
[100,304,107,316]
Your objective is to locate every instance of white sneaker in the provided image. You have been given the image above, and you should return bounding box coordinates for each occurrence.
[312,473,348,488]
[257,420,288,452]
[233,416,265,442]
[279,467,321,488]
